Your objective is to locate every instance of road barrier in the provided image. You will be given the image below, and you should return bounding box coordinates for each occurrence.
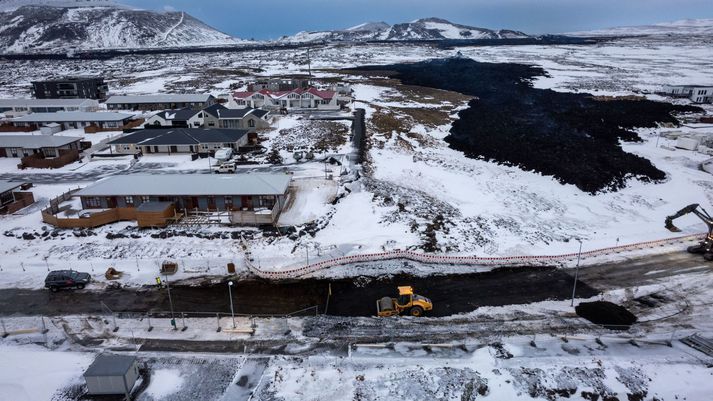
[245,233,706,279]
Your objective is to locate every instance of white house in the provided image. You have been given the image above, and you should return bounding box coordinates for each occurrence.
[0,99,99,117]
[11,112,134,130]
[232,88,341,110]
[144,108,204,128]
[662,85,713,104]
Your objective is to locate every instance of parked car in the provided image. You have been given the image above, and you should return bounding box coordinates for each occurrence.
[215,162,236,174]
[44,270,91,292]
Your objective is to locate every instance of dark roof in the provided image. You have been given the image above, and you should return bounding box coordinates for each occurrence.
[202,103,228,118]
[109,128,248,146]
[84,354,136,377]
[251,109,270,118]
[153,108,200,121]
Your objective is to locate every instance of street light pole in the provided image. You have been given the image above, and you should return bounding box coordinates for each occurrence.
[228,281,236,329]
[165,274,176,329]
[571,239,583,307]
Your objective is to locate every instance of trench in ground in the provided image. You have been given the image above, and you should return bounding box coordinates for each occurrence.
[0,266,598,318]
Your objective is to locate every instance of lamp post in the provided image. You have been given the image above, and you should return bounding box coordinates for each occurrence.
[570,239,583,307]
[228,281,236,329]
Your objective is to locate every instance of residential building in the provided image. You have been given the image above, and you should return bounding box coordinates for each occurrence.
[247,78,310,92]
[108,128,248,154]
[11,112,134,130]
[0,181,35,214]
[43,173,292,227]
[144,108,204,128]
[203,104,271,132]
[0,99,99,117]
[661,85,713,104]
[232,87,340,110]
[105,94,216,111]
[0,135,82,158]
[32,77,108,100]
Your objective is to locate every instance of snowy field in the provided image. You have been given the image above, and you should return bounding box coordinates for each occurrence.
[0,36,711,288]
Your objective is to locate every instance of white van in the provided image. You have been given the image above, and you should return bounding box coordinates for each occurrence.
[214,147,234,162]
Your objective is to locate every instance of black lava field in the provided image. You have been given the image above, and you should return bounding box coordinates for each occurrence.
[357,58,701,193]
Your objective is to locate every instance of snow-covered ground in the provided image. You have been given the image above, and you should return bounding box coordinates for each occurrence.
[0,36,710,288]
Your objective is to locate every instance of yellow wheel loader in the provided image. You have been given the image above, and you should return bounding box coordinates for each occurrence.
[377,286,433,317]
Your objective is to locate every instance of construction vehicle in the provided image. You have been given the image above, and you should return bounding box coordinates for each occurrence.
[376,286,433,317]
[665,203,713,261]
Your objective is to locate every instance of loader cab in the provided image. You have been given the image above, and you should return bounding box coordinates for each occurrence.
[396,286,414,307]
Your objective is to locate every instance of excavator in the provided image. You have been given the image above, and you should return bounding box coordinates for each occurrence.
[376,286,433,317]
[665,203,713,261]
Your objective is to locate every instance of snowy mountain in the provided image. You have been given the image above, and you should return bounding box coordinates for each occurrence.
[0,3,244,53]
[279,18,528,43]
[568,19,713,37]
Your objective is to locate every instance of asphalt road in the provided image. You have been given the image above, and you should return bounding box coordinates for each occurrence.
[0,252,708,318]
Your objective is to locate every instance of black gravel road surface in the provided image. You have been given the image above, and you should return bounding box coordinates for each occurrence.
[0,266,596,318]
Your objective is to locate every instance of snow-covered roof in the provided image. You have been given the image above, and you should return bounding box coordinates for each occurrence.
[0,180,23,194]
[84,354,136,377]
[12,112,132,122]
[0,135,83,149]
[75,174,292,197]
[0,98,98,107]
[105,94,214,104]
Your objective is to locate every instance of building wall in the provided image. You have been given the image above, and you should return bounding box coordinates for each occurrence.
[32,79,107,100]
[107,99,215,111]
[80,193,285,213]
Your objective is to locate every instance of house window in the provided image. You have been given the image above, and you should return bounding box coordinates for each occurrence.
[9,148,19,157]
[125,196,134,206]
[224,196,233,209]
[257,195,275,208]
[140,196,150,203]
[85,197,102,208]
[43,148,57,157]
[248,119,255,128]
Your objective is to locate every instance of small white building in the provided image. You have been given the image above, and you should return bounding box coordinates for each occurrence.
[40,123,62,135]
[0,98,99,117]
[83,354,140,397]
[662,85,713,104]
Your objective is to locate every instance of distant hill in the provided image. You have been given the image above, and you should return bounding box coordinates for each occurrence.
[279,17,529,43]
[568,19,713,37]
[0,2,246,53]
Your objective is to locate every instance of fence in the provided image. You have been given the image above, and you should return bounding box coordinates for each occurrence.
[0,191,34,214]
[244,232,706,279]
[20,149,79,169]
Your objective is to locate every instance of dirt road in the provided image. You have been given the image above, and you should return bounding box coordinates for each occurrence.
[0,252,707,318]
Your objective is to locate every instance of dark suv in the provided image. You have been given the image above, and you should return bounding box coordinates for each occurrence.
[45,270,91,292]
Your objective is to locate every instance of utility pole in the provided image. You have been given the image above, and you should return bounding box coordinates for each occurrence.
[228,281,236,329]
[164,274,176,330]
[307,48,312,77]
[570,239,583,307]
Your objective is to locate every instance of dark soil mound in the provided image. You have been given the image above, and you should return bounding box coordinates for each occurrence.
[355,58,701,193]
[576,301,637,330]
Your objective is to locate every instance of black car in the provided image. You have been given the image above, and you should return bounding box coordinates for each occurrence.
[44,270,91,292]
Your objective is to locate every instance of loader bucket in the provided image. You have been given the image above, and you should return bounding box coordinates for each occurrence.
[665,218,681,232]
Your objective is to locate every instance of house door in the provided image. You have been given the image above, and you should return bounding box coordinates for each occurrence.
[154,146,159,153]
[207,196,216,210]
[0,148,6,157]
[106,197,117,208]
[243,196,253,210]
[170,146,178,153]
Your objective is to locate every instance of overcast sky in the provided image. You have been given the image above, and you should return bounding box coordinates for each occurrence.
[121,0,713,40]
